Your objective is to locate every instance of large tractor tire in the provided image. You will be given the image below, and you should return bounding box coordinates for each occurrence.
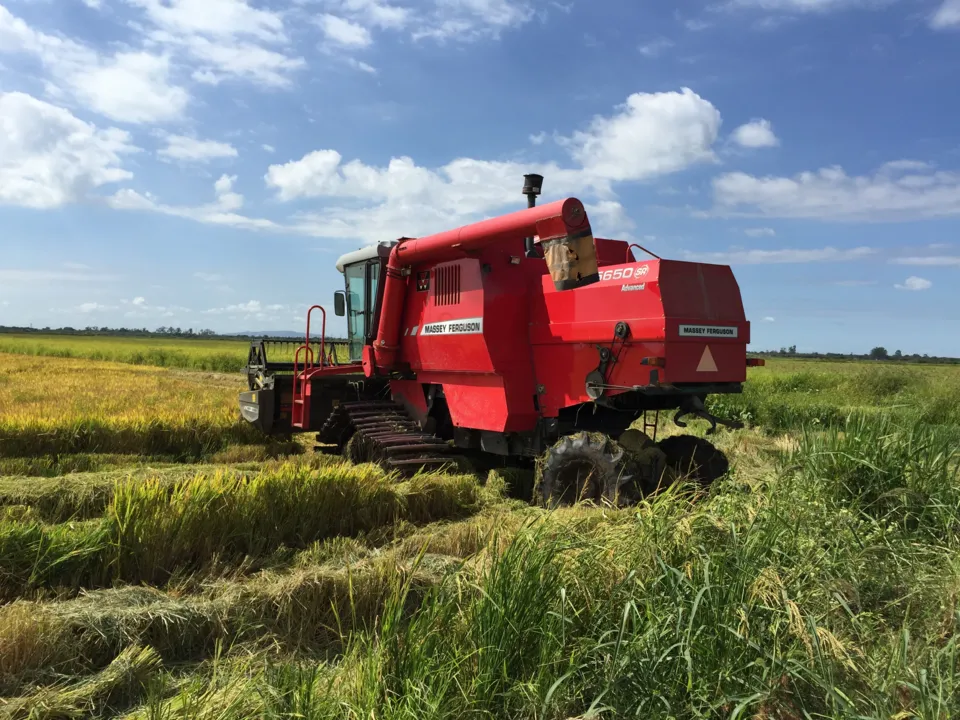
[539,431,653,508]
[657,435,729,486]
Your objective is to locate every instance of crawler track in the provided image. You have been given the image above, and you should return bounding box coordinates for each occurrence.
[317,400,458,475]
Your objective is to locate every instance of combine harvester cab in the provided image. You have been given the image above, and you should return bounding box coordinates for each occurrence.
[239,174,759,506]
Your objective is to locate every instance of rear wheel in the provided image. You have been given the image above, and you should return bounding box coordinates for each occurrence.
[539,432,644,508]
[658,435,729,486]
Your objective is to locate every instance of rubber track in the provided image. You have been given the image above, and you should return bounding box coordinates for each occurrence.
[319,400,458,475]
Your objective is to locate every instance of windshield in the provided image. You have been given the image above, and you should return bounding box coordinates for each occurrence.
[344,263,366,362]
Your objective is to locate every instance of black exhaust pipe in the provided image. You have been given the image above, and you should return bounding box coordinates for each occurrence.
[523,173,543,258]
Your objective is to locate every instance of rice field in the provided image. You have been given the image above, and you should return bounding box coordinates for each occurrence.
[1,345,959,718]
[0,335,256,373]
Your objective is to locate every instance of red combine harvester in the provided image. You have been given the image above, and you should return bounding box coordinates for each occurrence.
[240,175,759,505]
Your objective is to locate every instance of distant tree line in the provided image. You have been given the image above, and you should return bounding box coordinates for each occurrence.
[757,345,960,365]
[0,325,345,342]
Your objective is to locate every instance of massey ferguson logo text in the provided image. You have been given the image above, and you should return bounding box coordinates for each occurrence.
[421,318,484,336]
[679,324,739,338]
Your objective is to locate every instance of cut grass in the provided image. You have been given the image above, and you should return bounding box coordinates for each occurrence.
[0,462,482,599]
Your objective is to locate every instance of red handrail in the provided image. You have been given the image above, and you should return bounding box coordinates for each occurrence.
[625,243,662,262]
[303,304,327,371]
[292,304,326,397]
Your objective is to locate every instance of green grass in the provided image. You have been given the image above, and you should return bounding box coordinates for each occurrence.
[708,359,960,435]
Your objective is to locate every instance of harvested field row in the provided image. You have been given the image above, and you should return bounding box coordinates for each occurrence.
[0,462,482,600]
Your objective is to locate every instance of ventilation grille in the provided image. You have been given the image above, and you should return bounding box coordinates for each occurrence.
[434,265,461,306]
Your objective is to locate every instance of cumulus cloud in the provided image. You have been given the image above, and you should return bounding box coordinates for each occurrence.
[203,299,282,316]
[261,88,722,241]
[158,134,238,162]
[890,255,960,266]
[763,316,775,322]
[730,118,779,148]
[317,14,373,46]
[561,88,721,185]
[638,38,673,57]
[930,0,960,28]
[77,302,116,313]
[726,0,888,12]
[125,0,305,87]
[194,272,224,282]
[0,92,136,208]
[0,5,189,123]
[712,161,960,221]
[108,174,279,231]
[894,276,932,291]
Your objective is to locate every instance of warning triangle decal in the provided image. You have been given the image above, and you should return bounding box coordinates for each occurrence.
[697,346,718,373]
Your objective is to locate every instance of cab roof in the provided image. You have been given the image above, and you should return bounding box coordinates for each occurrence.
[335,241,398,273]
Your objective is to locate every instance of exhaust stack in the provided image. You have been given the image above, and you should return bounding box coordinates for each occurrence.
[523,173,542,258]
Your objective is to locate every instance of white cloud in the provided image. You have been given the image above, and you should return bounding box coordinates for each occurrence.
[0,5,189,123]
[529,131,546,145]
[0,91,136,209]
[262,144,276,153]
[316,0,531,42]
[261,88,723,242]
[561,88,721,185]
[158,32,306,87]
[894,276,932,291]
[726,0,888,12]
[411,0,534,41]
[62,262,91,270]
[126,0,286,42]
[74,52,189,123]
[763,316,775,322]
[203,299,264,315]
[108,173,279,231]
[317,14,373,46]
[744,227,776,237]
[931,0,960,29]
[890,255,960,266]
[132,296,146,306]
[127,0,305,88]
[638,38,674,57]
[194,272,224,282]
[346,57,377,73]
[730,118,779,148]
[685,246,876,264]
[77,301,115,313]
[331,0,411,29]
[712,161,960,221]
[158,134,239,162]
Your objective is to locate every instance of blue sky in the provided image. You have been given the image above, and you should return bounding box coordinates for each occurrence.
[1,0,959,355]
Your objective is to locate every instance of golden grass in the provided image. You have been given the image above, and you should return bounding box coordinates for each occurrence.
[0,353,261,458]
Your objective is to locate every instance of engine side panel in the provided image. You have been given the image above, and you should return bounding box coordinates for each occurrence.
[394,249,540,433]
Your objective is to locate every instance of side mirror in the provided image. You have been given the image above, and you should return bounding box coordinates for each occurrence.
[334,291,345,317]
